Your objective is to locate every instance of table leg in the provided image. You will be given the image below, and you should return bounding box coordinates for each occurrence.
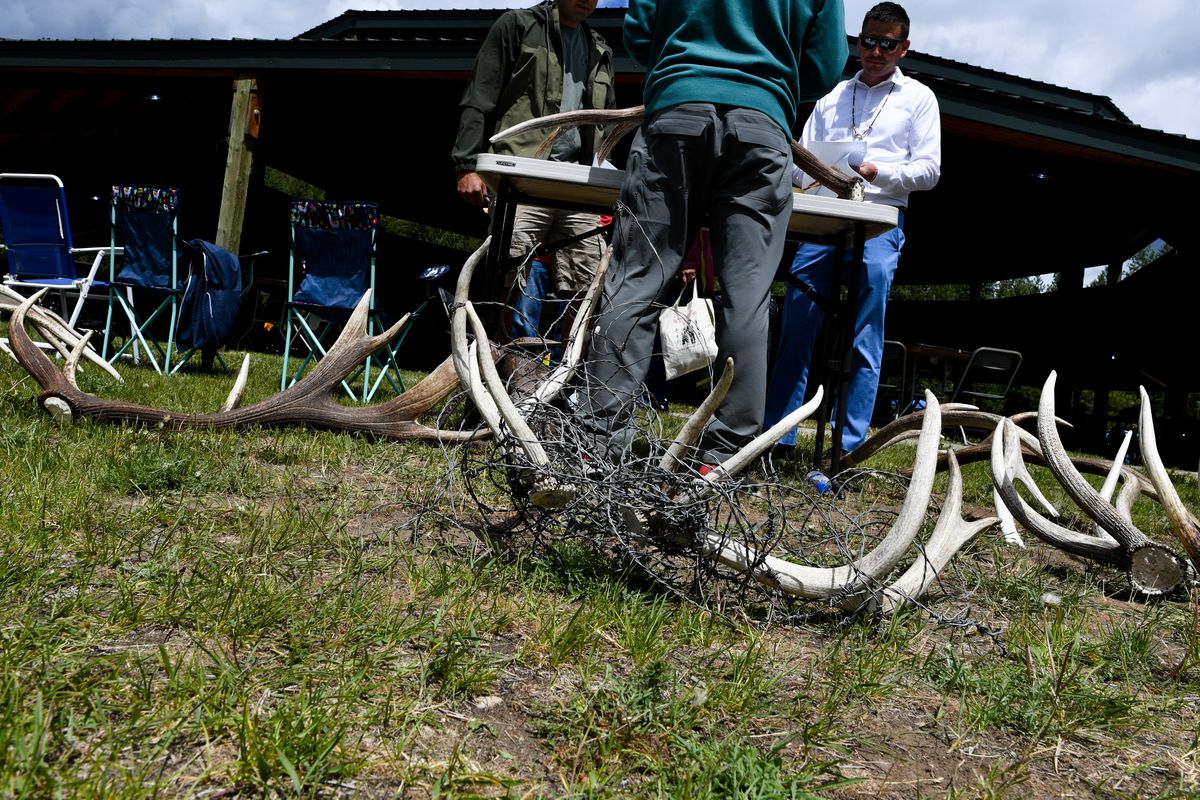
[829,223,866,477]
[484,180,517,333]
[811,235,849,474]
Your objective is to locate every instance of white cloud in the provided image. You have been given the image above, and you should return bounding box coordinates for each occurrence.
[1113,73,1200,138]
[844,0,1200,139]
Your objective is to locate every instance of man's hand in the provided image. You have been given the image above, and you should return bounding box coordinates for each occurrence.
[457,171,492,207]
[854,162,879,183]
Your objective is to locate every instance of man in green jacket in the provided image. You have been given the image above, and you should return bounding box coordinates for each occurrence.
[451,0,615,339]
[576,0,847,469]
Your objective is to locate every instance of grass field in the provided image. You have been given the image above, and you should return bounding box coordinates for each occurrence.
[1,342,1198,798]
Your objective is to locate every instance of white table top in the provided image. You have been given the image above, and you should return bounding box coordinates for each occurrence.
[477,154,898,241]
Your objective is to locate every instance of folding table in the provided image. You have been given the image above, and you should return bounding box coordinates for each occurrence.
[475,154,898,475]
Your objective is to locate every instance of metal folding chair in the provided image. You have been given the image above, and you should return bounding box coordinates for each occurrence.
[951,346,1023,442]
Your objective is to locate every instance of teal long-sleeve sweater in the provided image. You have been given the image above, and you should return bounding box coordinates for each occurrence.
[623,0,847,134]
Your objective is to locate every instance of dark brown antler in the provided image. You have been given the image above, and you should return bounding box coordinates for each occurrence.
[8,288,482,442]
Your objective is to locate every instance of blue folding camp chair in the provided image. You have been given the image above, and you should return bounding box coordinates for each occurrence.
[102,184,184,373]
[0,173,108,329]
[281,199,405,401]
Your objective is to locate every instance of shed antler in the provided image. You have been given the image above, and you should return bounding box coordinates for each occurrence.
[489,106,865,200]
[7,288,481,442]
[985,372,1192,595]
[1,285,122,382]
[694,392,995,612]
[1136,386,1200,574]
[447,235,613,508]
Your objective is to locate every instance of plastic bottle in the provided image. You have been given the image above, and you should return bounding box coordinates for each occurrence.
[805,470,832,494]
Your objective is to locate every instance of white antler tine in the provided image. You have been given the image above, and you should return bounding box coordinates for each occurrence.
[702,385,825,484]
[661,357,733,474]
[876,450,998,614]
[63,329,95,390]
[221,355,252,412]
[1138,386,1200,573]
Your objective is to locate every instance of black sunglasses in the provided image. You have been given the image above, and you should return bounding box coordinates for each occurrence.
[859,34,902,52]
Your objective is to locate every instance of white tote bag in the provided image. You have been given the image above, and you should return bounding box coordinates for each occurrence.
[658,280,718,381]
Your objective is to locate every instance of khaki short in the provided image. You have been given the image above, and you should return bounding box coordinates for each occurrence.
[509,205,605,294]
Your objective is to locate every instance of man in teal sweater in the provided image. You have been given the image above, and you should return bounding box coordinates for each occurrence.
[577,0,847,469]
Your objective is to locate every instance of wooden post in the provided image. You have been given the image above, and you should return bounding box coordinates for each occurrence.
[216,77,260,253]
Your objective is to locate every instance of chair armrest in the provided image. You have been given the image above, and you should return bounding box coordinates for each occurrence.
[75,247,114,284]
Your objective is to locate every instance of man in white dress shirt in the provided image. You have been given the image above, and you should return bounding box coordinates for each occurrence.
[763,1,941,466]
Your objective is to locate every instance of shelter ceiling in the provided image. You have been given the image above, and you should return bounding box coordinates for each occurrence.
[0,43,1195,287]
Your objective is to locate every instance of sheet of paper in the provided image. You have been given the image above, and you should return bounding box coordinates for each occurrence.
[805,140,867,197]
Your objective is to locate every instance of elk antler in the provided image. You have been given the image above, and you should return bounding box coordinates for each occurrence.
[1034,371,1189,594]
[991,416,1124,562]
[982,374,1190,595]
[694,390,948,604]
[7,288,481,442]
[872,450,998,615]
[449,231,613,508]
[489,106,865,200]
[489,106,646,167]
[854,405,1158,502]
[1,285,123,382]
[1137,386,1200,573]
[695,385,826,489]
[660,357,735,474]
[851,407,1054,469]
[449,236,616,508]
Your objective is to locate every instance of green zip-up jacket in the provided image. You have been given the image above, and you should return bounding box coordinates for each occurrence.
[451,1,615,174]
[623,0,847,134]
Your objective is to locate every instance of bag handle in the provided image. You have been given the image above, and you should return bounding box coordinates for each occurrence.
[671,276,701,308]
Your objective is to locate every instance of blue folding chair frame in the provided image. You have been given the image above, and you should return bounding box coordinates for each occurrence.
[102,185,183,374]
[281,200,405,401]
[0,173,108,329]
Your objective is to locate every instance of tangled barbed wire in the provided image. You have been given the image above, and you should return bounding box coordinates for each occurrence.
[421,326,996,635]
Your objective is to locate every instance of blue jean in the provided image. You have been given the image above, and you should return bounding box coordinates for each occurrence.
[763,211,905,452]
[510,258,557,340]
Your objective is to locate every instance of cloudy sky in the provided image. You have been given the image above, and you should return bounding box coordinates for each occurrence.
[6,0,1197,140]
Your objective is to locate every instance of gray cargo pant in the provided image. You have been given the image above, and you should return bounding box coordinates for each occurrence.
[576,103,793,464]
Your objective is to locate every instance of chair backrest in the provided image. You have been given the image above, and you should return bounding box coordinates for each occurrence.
[0,173,78,280]
[111,185,180,290]
[952,346,1022,408]
[289,199,379,310]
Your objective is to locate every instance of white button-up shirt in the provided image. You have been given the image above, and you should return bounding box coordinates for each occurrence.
[793,66,941,209]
